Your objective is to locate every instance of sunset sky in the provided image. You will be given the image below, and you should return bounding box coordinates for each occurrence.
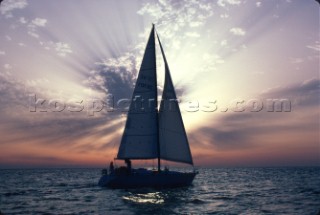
[0,0,319,168]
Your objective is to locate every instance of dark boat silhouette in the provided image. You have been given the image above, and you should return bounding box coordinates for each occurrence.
[98,24,197,188]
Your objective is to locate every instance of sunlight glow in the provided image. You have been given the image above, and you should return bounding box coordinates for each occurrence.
[0,0,318,167]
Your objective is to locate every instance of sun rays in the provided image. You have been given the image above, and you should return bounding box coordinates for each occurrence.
[0,0,319,167]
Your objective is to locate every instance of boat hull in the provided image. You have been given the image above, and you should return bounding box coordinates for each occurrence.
[98,170,197,189]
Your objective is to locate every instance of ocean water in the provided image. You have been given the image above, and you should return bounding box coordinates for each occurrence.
[0,167,319,215]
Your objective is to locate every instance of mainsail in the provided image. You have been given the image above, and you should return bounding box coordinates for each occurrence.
[157,33,193,165]
[117,25,193,166]
[117,26,158,160]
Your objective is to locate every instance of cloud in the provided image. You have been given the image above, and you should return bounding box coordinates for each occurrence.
[256,2,262,7]
[0,71,124,156]
[220,13,229,18]
[137,0,213,39]
[230,27,246,36]
[26,17,48,39]
[5,35,12,41]
[202,53,225,70]
[137,2,163,17]
[189,21,204,27]
[55,42,72,57]
[190,126,253,151]
[261,78,320,108]
[290,58,304,64]
[220,39,227,46]
[19,17,27,24]
[185,32,200,38]
[85,52,136,99]
[31,18,47,27]
[306,42,320,52]
[0,72,29,115]
[134,0,216,88]
[0,0,28,17]
[191,78,319,152]
[217,0,241,7]
[0,50,6,55]
[27,31,39,38]
[4,64,12,70]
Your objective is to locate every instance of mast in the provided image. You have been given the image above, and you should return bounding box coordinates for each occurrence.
[154,24,161,172]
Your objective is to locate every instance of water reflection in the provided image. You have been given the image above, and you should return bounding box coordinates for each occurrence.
[122,191,165,204]
[118,187,194,214]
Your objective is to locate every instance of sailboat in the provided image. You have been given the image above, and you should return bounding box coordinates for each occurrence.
[98,24,197,188]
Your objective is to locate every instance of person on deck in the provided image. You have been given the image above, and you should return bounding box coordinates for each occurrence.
[125,159,131,173]
[109,161,114,173]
